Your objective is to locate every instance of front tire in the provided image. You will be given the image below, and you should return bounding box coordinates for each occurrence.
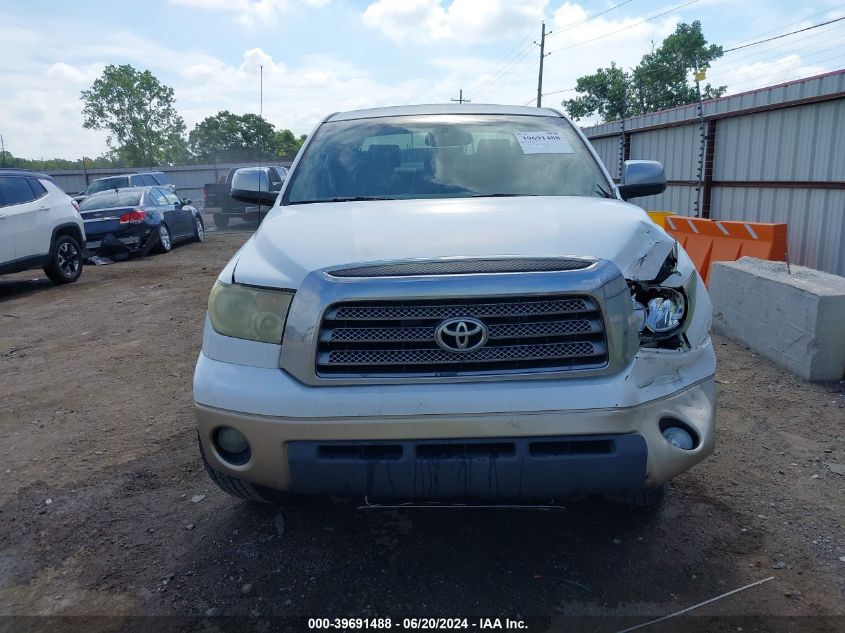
[198,434,292,505]
[157,223,172,253]
[44,235,83,284]
[213,213,229,229]
[193,216,205,242]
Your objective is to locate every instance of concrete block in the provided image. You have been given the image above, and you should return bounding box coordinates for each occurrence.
[710,257,845,381]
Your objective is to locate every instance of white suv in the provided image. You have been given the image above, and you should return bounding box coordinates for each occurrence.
[193,105,716,507]
[0,169,86,284]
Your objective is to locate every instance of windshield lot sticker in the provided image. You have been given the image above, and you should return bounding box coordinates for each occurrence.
[514,132,574,154]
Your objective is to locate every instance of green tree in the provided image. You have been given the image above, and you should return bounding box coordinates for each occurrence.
[81,64,186,167]
[273,129,307,160]
[188,111,277,163]
[632,21,726,112]
[562,62,630,122]
[564,21,726,122]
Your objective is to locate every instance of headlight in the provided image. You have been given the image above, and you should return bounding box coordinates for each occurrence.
[644,288,686,333]
[207,281,293,343]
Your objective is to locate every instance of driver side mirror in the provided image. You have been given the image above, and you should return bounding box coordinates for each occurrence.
[231,168,279,205]
[618,160,667,201]
[180,198,192,206]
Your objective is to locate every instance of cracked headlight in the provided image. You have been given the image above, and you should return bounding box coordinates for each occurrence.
[208,281,293,343]
[644,288,686,333]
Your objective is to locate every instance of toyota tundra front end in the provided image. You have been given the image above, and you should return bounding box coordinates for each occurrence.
[193,104,716,507]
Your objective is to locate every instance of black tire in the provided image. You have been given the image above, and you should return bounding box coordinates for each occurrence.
[605,485,665,509]
[157,223,173,253]
[198,434,292,505]
[44,234,83,284]
[213,213,229,229]
[193,216,205,242]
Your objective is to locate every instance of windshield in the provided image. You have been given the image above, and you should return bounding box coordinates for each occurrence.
[284,114,611,205]
[87,177,130,195]
[80,190,143,211]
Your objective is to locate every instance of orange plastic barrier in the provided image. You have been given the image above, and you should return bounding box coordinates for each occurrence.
[647,211,674,228]
[663,216,788,285]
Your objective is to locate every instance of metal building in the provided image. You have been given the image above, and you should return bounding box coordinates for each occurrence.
[582,69,845,277]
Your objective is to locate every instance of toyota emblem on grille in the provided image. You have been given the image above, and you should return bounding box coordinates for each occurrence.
[435,317,489,353]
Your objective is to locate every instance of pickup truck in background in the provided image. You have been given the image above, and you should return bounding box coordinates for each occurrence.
[203,166,288,228]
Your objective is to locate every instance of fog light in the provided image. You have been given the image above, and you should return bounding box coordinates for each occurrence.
[217,427,249,454]
[662,426,694,450]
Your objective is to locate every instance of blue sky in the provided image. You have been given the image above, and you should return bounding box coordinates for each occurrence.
[1,0,843,159]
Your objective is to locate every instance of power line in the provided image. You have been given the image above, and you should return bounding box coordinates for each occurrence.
[545,0,637,39]
[720,4,844,49]
[471,42,540,101]
[709,22,845,75]
[546,0,701,54]
[720,50,845,93]
[723,16,845,52]
[464,21,543,95]
[538,17,845,99]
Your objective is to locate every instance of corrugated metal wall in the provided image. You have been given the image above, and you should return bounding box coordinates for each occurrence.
[589,136,620,181]
[714,100,845,181]
[583,70,845,276]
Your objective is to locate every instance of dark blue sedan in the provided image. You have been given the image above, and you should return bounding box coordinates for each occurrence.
[79,186,204,257]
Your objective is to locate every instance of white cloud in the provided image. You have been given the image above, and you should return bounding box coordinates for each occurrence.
[1,1,842,161]
[168,0,329,28]
[362,0,547,43]
[712,55,829,95]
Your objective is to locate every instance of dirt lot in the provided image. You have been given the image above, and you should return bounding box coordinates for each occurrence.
[1,231,843,629]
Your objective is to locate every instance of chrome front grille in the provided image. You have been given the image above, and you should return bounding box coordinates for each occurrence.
[316,295,608,377]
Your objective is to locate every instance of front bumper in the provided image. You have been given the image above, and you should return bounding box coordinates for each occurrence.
[194,354,716,497]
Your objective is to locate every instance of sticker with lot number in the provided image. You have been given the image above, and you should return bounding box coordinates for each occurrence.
[514,131,574,154]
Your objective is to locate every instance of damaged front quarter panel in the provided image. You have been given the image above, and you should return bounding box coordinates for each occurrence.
[626,235,712,352]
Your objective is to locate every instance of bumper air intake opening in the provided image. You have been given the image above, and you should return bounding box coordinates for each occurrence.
[317,444,403,461]
[529,439,614,456]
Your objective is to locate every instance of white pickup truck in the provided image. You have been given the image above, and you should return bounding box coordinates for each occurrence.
[193,104,716,507]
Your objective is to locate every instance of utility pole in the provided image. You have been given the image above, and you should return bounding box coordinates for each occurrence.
[0,134,5,167]
[451,89,470,104]
[534,22,551,107]
[258,64,264,221]
[693,59,706,218]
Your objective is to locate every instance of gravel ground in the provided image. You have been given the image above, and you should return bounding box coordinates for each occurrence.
[0,232,843,629]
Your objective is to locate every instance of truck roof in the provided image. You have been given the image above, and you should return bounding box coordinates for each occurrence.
[327,103,564,122]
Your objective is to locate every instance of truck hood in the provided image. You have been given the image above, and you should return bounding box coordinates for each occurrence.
[230,196,677,288]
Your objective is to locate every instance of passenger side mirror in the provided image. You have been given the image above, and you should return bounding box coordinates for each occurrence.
[618,160,667,201]
[181,198,192,206]
[230,168,279,205]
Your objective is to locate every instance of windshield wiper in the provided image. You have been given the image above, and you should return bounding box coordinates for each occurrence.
[289,196,395,205]
[595,183,615,199]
